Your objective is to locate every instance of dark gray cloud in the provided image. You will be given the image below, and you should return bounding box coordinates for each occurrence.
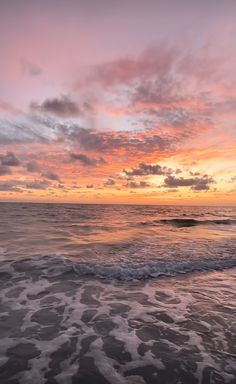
[31,95,80,117]
[26,161,41,173]
[86,184,94,188]
[0,181,22,192]
[69,152,107,167]
[124,162,172,177]
[41,171,61,181]
[69,153,96,166]
[0,114,174,155]
[132,75,181,106]
[63,125,172,154]
[124,180,150,188]
[164,175,214,191]
[0,165,11,176]
[25,180,51,190]
[0,177,60,192]
[131,96,213,144]
[0,152,20,166]
[104,178,116,187]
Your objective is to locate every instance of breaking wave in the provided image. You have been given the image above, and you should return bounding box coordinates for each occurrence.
[71,257,236,280]
[2,253,236,281]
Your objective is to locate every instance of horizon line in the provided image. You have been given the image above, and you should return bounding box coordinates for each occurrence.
[0,200,235,208]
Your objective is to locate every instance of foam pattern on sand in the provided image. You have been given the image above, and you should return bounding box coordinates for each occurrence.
[0,256,235,384]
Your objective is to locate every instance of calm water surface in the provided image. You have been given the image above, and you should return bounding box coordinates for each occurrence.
[0,203,235,279]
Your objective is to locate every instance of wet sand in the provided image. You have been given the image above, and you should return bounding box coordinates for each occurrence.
[0,258,235,384]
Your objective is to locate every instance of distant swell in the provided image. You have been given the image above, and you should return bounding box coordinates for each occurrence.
[140,218,236,227]
[71,257,236,280]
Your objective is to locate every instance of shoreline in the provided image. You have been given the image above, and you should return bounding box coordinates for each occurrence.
[0,261,235,383]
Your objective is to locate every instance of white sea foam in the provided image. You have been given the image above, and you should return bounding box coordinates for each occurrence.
[71,257,236,280]
[0,252,235,383]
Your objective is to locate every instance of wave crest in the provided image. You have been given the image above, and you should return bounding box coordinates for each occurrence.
[140,218,236,227]
[71,257,236,280]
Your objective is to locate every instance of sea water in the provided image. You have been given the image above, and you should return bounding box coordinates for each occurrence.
[0,203,235,383]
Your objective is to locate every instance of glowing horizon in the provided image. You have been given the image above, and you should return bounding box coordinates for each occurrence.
[0,0,236,205]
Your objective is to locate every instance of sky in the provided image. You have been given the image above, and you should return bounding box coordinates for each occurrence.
[0,0,236,205]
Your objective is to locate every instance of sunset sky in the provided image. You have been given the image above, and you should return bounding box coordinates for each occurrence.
[0,0,236,205]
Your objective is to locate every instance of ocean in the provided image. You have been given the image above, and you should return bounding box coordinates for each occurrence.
[0,203,235,383]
